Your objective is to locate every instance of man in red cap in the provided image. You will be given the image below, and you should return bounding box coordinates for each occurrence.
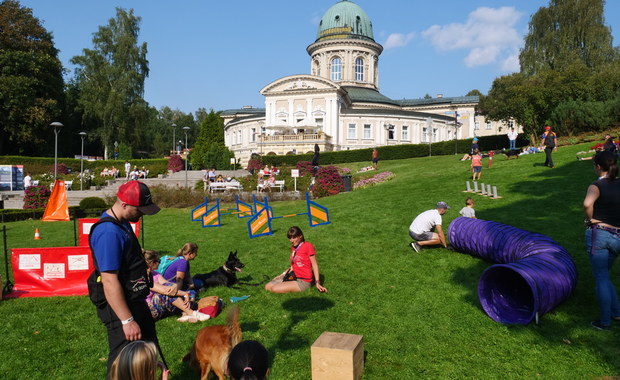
[541,125,557,168]
[87,181,162,374]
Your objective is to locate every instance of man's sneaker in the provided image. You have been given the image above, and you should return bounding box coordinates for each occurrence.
[591,320,611,331]
[410,242,421,253]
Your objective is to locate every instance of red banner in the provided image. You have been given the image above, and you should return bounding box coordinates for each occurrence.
[8,246,93,298]
[78,218,140,246]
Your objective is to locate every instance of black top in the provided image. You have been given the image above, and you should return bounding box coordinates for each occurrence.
[592,178,620,227]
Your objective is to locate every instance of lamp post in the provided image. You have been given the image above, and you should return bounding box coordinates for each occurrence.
[50,122,63,179]
[183,126,190,188]
[79,132,87,190]
[172,123,177,154]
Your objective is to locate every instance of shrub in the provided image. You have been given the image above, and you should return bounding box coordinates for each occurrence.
[79,197,108,210]
[313,166,344,198]
[57,162,70,175]
[296,161,314,177]
[23,185,51,209]
[168,154,183,173]
[246,155,263,174]
[353,171,395,190]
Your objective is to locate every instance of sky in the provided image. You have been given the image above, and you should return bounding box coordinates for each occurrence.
[18,0,620,115]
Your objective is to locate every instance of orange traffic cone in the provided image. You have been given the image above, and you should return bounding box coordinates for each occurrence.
[34,228,41,240]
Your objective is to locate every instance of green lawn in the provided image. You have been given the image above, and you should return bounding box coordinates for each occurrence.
[2,143,619,379]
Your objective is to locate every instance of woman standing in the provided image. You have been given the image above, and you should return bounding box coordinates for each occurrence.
[265,226,327,293]
[583,150,620,330]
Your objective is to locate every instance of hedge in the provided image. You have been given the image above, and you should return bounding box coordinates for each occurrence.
[0,156,169,177]
[259,135,530,167]
[0,206,107,223]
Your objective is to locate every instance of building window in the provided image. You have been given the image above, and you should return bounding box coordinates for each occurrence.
[509,120,514,128]
[251,128,256,142]
[422,127,428,142]
[237,131,241,145]
[355,58,364,81]
[261,126,266,134]
[331,57,342,81]
[474,122,480,131]
[363,124,371,139]
[388,125,395,140]
[348,123,356,139]
[486,122,492,130]
[433,128,438,142]
[402,126,409,141]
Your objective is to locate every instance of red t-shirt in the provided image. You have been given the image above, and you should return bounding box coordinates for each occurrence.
[471,154,482,167]
[291,242,315,283]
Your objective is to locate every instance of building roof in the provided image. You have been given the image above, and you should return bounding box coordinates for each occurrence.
[316,0,374,43]
[220,108,266,117]
[342,86,399,106]
[397,95,480,107]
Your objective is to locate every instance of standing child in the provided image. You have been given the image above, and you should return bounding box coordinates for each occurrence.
[471,149,482,181]
[487,150,495,168]
[459,197,476,219]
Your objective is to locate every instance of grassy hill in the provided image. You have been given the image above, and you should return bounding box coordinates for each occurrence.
[1,143,618,379]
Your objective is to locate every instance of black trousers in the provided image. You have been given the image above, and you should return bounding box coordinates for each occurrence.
[96,300,158,375]
[544,147,554,167]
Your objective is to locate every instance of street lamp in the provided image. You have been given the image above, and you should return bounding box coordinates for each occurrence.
[79,132,87,190]
[183,126,190,188]
[172,123,177,154]
[50,121,63,179]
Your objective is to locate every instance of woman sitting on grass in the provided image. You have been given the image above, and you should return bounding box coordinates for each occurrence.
[161,242,198,291]
[265,226,327,293]
[144,250,209,323]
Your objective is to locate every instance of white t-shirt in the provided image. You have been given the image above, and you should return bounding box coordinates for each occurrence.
[507,130,518,141]
[409,209,442,234]
[24,175,32,188]
[459,207,476,218]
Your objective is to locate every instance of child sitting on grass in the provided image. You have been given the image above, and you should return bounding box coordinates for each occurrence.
[459,197,476,219]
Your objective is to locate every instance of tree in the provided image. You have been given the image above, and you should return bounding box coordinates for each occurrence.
[519,0,617,76]
[191,110,228,169]
[0,0,64,155]
[70,7,149,159]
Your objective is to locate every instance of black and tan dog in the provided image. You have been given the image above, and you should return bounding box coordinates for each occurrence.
[503,148,520,159]
[193,251,245,290]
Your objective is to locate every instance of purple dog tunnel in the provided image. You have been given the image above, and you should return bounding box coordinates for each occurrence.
[448,217,577,325]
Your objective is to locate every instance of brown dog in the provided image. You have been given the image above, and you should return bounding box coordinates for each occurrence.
[183,305,242,380]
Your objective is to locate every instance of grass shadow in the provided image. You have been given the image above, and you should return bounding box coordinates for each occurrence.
[272,297,335,351]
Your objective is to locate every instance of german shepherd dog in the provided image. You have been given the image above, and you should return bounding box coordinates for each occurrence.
[183,306,242,380]
[193,251,245,290]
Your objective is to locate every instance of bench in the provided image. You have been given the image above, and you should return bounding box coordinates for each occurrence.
[208,181,243,193]
[257,180,285,192]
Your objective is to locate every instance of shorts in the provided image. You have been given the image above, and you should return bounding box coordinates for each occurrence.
[409,230,433,241]
[297,280,312,291]
[372,158,379,163]
[473,166,482,173]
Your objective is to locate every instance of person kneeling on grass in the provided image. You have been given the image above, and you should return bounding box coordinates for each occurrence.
[265,226,327,293]
[409,202,449,252]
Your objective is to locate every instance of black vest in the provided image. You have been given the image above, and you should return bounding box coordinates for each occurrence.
[87,216,151,307]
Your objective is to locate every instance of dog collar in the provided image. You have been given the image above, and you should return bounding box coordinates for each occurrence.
[223,265,234,273]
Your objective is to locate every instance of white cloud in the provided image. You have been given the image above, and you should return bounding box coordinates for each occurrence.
[383,32,416,50]
[422,6,523,70]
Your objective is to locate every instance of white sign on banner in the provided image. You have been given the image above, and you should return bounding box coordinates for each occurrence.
[68,255,90,271]
[19,254,41,270]
[44,263,65,279]
[291,169,299,178]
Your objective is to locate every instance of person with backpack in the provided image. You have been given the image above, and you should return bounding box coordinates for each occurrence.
[541,125,557,168]
[160,242,199,291]
[88,181,163,375]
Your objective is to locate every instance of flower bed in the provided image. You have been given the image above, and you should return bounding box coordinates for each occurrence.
[353,171,395,190]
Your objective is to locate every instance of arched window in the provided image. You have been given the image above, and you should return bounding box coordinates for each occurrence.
[355,58,364,81]
[313,60,320,76]
[331,57,342,81]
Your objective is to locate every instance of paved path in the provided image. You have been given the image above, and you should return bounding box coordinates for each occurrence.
[1,170,251,209]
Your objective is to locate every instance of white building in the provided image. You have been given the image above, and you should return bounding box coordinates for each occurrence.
[222,0,513,164]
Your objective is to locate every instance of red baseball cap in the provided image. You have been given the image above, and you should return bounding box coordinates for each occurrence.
[116,181,160,215]
[545,125,551,130]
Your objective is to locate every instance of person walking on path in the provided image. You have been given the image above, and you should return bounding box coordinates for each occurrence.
[507,127,518,150]
[372,148,379,170]
[88,181,162,374]
[409,202,450,252]
[541,125,557,168]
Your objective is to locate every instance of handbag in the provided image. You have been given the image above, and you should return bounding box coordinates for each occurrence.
[283,269,297,282]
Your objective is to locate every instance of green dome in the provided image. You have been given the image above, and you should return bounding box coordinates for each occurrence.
[316,0,374,43]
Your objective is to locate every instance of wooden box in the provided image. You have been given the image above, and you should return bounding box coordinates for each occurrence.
[311,332,364,380]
